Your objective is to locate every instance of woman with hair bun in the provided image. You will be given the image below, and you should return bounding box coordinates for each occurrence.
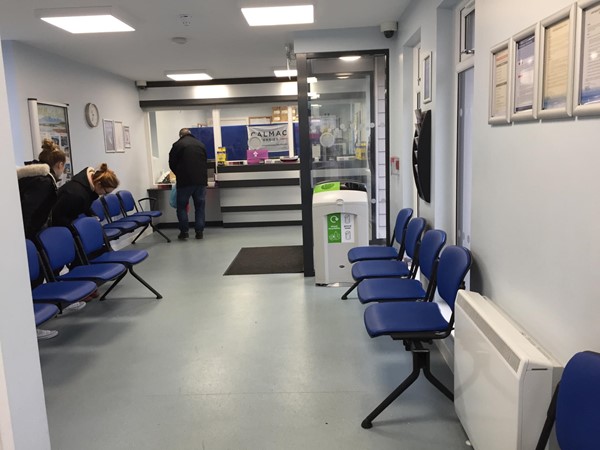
[16,139,67,239]
[51,163,119,227]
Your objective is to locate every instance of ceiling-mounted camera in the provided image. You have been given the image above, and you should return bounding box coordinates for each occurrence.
[380,21,398,39]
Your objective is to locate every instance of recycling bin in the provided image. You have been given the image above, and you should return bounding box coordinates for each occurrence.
[312,181,369,285]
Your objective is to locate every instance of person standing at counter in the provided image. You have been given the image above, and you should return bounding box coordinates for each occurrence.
[168,128,208,240]
[51,163,119,227]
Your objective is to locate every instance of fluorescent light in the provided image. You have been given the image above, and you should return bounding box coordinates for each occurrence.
[166,71,213,81]
[36,7,134,33]
[339,56,361,61]
[337,75,350,79]
[307,77,318,83]
[274,69,297,77]
[242,5,314,26]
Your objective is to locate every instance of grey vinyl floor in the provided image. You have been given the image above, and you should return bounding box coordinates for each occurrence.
[38,226,470,450]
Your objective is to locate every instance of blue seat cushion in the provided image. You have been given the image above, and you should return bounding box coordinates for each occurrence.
[32,280,96,303]
[104,228,122,239]
[364,302,449,337]
[351,260,410,281]
[131,211,161,218]
[122,215,151,225]
[57,263,126,282]
[90,250,148,266]
[34,303,59,325]
[348,246,399,263]
[104,221,138,232]
[358,278,427,304]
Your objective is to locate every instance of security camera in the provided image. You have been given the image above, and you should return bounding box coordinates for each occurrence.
[380,21,398,39]
[135,80,147,90]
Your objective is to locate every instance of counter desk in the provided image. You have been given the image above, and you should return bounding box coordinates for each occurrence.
[216,162,301,227]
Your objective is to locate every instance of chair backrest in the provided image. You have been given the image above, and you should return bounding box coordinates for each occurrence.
[91,199,108,222]
[37,227,78,273]
[436,246,472,311]
[26,239,41,282]
[117,190,137,214]
[555,350,600,449]
[392,207,413,250]
[404,217,426,260]
[72,217,106,256]
[103,193,125,219]
[418,229,447,281]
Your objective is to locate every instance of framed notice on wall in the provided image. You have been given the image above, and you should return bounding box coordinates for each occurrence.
[27,99,74,182]
[511,25,540,121]
[538,4,576,119]
[574,0,600,116]
[489,40,511,124]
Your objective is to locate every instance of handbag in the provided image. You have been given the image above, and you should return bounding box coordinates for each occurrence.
[169,186,177,208]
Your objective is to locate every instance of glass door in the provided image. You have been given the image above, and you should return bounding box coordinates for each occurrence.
[297,51,389,276]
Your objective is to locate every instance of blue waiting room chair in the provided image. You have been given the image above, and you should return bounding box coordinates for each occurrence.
[535,350,600,450]
[37,227,127,301]
[360,246,472,429]
[341,217,427,300]
[347,207,413,263]
[71,217,162,299]
[357,229,447,304]
[90,199,135,241]
[103,193,152,244]
[26,239,97,313]
[116,190,170,243]
[34,303,59,330]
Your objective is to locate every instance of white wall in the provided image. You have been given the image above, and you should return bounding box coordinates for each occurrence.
[2,41,152,201]
[394,0,600,365]
[0,38,51,450]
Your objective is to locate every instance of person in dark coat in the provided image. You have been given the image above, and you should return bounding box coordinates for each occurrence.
[17,139,66,240]
[168,128,208,240]
[51,163,119,228]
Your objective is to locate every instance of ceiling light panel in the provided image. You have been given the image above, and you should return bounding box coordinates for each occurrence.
[242,5,314,26]
[166,72,213,81]
[274,69,298,77]
[36,7,134,33]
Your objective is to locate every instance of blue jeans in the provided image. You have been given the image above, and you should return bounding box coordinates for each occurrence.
[176,185,206,233]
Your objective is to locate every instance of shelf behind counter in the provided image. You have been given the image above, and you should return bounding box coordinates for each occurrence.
[148,161,301,228]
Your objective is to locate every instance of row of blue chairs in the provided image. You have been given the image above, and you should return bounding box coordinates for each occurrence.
[90,190,171,243]
[29,216,162,332]
[350,209,600,450]
[344,209,472,429]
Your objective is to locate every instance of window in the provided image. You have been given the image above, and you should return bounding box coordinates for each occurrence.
[459,1,475,63]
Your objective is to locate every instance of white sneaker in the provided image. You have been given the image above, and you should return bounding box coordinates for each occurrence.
[62,301,86,315]
[37,329,58,340]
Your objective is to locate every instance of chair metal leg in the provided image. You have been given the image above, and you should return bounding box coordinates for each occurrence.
[341,281,360,300]
[131,224,149,244]
[128,267,162,299]
[151,223,171,243]
[99,272,127,301]
[361,345,453,429]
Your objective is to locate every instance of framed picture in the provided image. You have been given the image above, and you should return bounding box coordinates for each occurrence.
[103,119,115,153]
[27,99,74,181]
[511,24,540,122]
[422,51,433,103]
[573,0,600,116]
[538,4,576,119]
[123,125,131,148]
[114,121,124,152]
[488,40,512,124]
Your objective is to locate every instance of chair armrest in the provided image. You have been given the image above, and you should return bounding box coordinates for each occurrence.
[137,196,157,211]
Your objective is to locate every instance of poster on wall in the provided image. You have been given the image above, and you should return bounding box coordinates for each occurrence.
[247,123,288,152]
[538,4,576,119]
[574,0,600,116]
[511,24,539,121]
[488,41,511,124]
[27,99,73,182]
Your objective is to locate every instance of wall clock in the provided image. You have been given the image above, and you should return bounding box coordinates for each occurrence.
[84,103,99,127]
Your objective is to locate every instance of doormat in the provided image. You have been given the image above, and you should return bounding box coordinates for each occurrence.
[223,246,304,275]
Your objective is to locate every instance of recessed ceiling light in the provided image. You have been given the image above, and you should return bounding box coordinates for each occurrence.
[242,5,314,26]
[307,77,318,83]
[166,71,213,81]
[337,76,350,79]
[36,7,134,33]
[339,56,361,62]
[274,69,298,77]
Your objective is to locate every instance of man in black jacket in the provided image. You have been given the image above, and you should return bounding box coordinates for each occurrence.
[169,128,208,240]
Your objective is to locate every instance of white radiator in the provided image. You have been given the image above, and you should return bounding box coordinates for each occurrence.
[454,291,560,450]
